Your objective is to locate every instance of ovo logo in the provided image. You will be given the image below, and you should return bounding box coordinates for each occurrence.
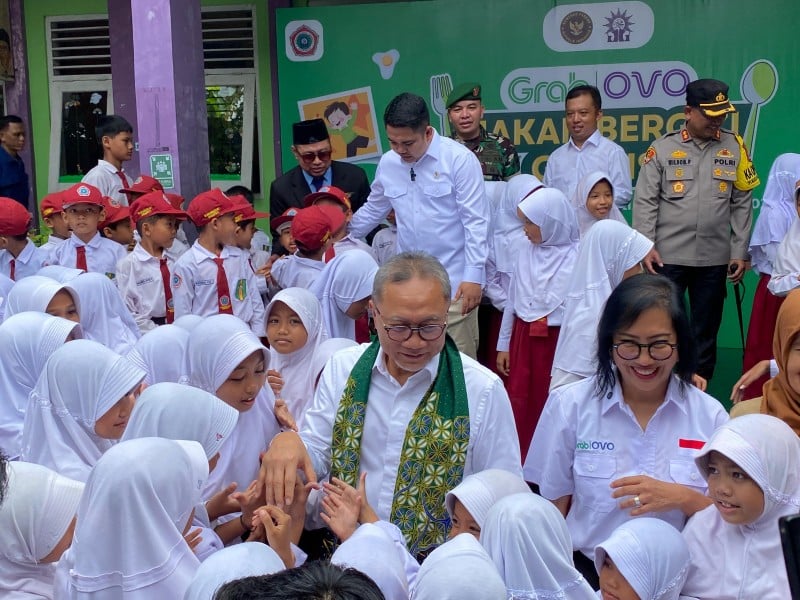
[576,440,616,451]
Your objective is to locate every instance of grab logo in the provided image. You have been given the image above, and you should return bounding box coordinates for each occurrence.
[576,440,616,451]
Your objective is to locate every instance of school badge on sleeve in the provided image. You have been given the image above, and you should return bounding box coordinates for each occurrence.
[235,279,247,301]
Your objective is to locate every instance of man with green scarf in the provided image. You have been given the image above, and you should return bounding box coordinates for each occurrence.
[259,252,521,559]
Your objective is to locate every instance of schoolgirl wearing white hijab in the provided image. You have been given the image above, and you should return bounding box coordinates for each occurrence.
[126,324,191,385]
[183,543,286,600]
[309,248,378,341]
[0,462,83,600]
[61,438,208,599]
[573,171,627,237]
[682,414,800,599]
[36,265,83,283]
[0,312,82,459]
[69,272,140,355]
[412,533,506,600]
[265,287,328,430]
[309,338,358,390]
[496,187,580,459]
[550,219,653,389]
[21,339,146,482]
[594,518,690,600]
[0,272,14,321]
[3,276,80,323]
[481,493,596,599]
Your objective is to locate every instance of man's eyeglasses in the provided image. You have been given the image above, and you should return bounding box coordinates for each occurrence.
[374,306,447,342]
[298,150,332,164]
[612,341,678,361]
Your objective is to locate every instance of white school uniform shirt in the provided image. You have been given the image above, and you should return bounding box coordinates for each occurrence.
[38,235,67,265]
[184,543,285,600]
[748,153,800,275]
[270,253,325,290]
[481,493,596,600]
[543,129,632,207]
[766,217,800,296]
[681,414,800,600]
[116,243,175,332]
[0,312,82,459]
[350,130,489,291]
[52,232,127,278]
[524,374,728,558]
[81,159,130,206]
[0,462,84,600]
[125,325,190,385]
[301,343,522,523]
[60,438,206,599]
[21,339,146,482]
[330,234,376,260]
[0,272,14,321]
[251,227,271,252]
[171,241,266,336]
[371,224,397,266]
[0,241,47,280]
[247,246,271,296]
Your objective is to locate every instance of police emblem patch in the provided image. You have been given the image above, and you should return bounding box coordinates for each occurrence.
[714,168,722,177]
[674,168,684,178]
[643,147,656,164]
[719,181,728,193]
[672,182,685,194]
[717,148,734,158]
[671,150,687,159]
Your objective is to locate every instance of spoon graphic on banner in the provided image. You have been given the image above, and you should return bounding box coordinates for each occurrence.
[739,59,778,156]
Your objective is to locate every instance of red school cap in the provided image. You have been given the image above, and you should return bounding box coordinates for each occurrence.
[186,188,238,227]
[120,175,164,195]
[129,191,189,226]
[62,183,104,208]
[230,194,269,224]
[0,197,32,235]
[39,191,65,218]
[98,196,131,229]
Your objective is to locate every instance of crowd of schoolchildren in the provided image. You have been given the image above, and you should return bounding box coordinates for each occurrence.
[1,109,800,600]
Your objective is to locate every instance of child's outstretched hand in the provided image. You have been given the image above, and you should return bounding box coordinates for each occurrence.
[273,398,298,432]
[321,472,377,541]
[286,479,318,544]
[183,527,203,554]
[256,505,295,569]
[205,482,239,521]
[267,369,284,396]
[232,479,263,530]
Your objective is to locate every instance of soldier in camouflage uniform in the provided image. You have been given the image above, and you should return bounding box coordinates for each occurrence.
[447,83,520,181]
[634,79,759,380]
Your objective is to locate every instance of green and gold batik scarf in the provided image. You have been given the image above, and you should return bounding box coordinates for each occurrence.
[330,336,470,559]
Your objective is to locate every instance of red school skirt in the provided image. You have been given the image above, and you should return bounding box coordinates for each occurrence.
[742,273,785,400]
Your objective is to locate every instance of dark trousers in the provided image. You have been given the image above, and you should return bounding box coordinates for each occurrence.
[657,263,728,380]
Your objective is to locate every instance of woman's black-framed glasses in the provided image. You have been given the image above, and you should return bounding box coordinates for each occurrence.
[373,305,447,342]
[612,341,677,361]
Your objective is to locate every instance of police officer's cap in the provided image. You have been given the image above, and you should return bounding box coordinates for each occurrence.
[685,79,736,118]
[446,83,482,110]
[293,118,330,145]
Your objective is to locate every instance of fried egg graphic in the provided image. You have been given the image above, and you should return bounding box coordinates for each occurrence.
[372,49,400,80]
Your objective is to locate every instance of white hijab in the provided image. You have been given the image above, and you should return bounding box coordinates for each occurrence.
[491,174,541,275]
[332,523,410,600]
[0,272,14,321]
[266,288,328,429]
[0,462,83,600]
[551,220,653,381]
[412,533,506,600]
[36,265,84,283]
[512,187,580,322]
[3,276,81,321]
[173,314,205,332]
[481,493,596,600]
[594,518,690,600]
[121,382,238,461]
[183,543,285,600]
[309,338,358,387]
[445,468,533,531]
[21,339,146,482]
[69,272,141,355]
[749,153,800,274]
[309,249,378,340]
[0,312,82,459]
[63,438,207,599]
[769,215,800,293]
[188,314,280,498]
[126,324,191,385]
[573,171,627,237]
[682,414,800,600]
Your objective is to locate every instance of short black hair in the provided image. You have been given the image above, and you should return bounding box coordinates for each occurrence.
[236,218,256,230]
[213,561,385,600]
[595,273,696,394]
[324,101,350,120]
[226,185,254,204]
[7,232,29,242]
[384,93,429,132]
[566,84,602,111]
[95,115,133,142]
[0,114,23,133]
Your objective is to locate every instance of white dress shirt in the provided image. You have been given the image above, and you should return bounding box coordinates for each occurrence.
[271,253,324,290]
[0,240,47,280]
[171,241,266,336]
[543,129,632,207]
[350,131,489,290]
[81,159,131,206]
[38,236,67,265]
[524,374,728,557]
[116,244,176,332]
[331,235,376,260]
[371,225,397,266]
[53,232,128,277]
[300,343,522,522]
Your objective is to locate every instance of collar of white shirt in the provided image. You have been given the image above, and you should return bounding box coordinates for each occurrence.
[600,373,689,417]
[373,344,440,387]
[568,128,603,151]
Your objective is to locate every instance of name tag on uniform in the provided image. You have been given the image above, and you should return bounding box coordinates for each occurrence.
[136,276,155,286]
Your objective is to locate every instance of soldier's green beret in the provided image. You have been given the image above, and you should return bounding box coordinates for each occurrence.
[446,83,482,109]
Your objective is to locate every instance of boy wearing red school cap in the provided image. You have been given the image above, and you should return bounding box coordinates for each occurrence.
[230,195,271,299]
[98,196,134,249]
[119,174,164,204]
[115,191,189,331]
[51,182,127,277]
[171,188,266,335]
[270,204,345,290]
[304,185,375,261]
[0,196,47,280]
[37,191,71,260]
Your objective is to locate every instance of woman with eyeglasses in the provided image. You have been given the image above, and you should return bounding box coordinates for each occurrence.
[524,273,729,589]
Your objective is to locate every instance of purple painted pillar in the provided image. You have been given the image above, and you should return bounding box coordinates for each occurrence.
[6,0,35,215]
[108,0,209,202]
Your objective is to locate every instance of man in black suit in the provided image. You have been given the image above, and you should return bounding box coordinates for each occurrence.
[269,118,371,255]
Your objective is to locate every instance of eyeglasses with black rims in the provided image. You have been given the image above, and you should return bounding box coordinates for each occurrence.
[373,305,448,342]
[612,341,678,361]
[298,150,332,164]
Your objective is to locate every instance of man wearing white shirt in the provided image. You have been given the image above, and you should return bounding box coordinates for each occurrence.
[259,252,521,560]
[543,85,631,208]
[349,93,488,358]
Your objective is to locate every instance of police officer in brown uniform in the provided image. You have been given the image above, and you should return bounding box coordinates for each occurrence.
[634,78,759,380]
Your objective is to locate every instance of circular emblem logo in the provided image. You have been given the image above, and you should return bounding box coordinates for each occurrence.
[220,295,231,308]
[167,298,174,309]
[171,273,182,289]
[560,11,593,44]
[289,24,319,57]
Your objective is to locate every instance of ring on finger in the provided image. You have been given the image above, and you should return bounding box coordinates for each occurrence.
[633,495,642,508]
